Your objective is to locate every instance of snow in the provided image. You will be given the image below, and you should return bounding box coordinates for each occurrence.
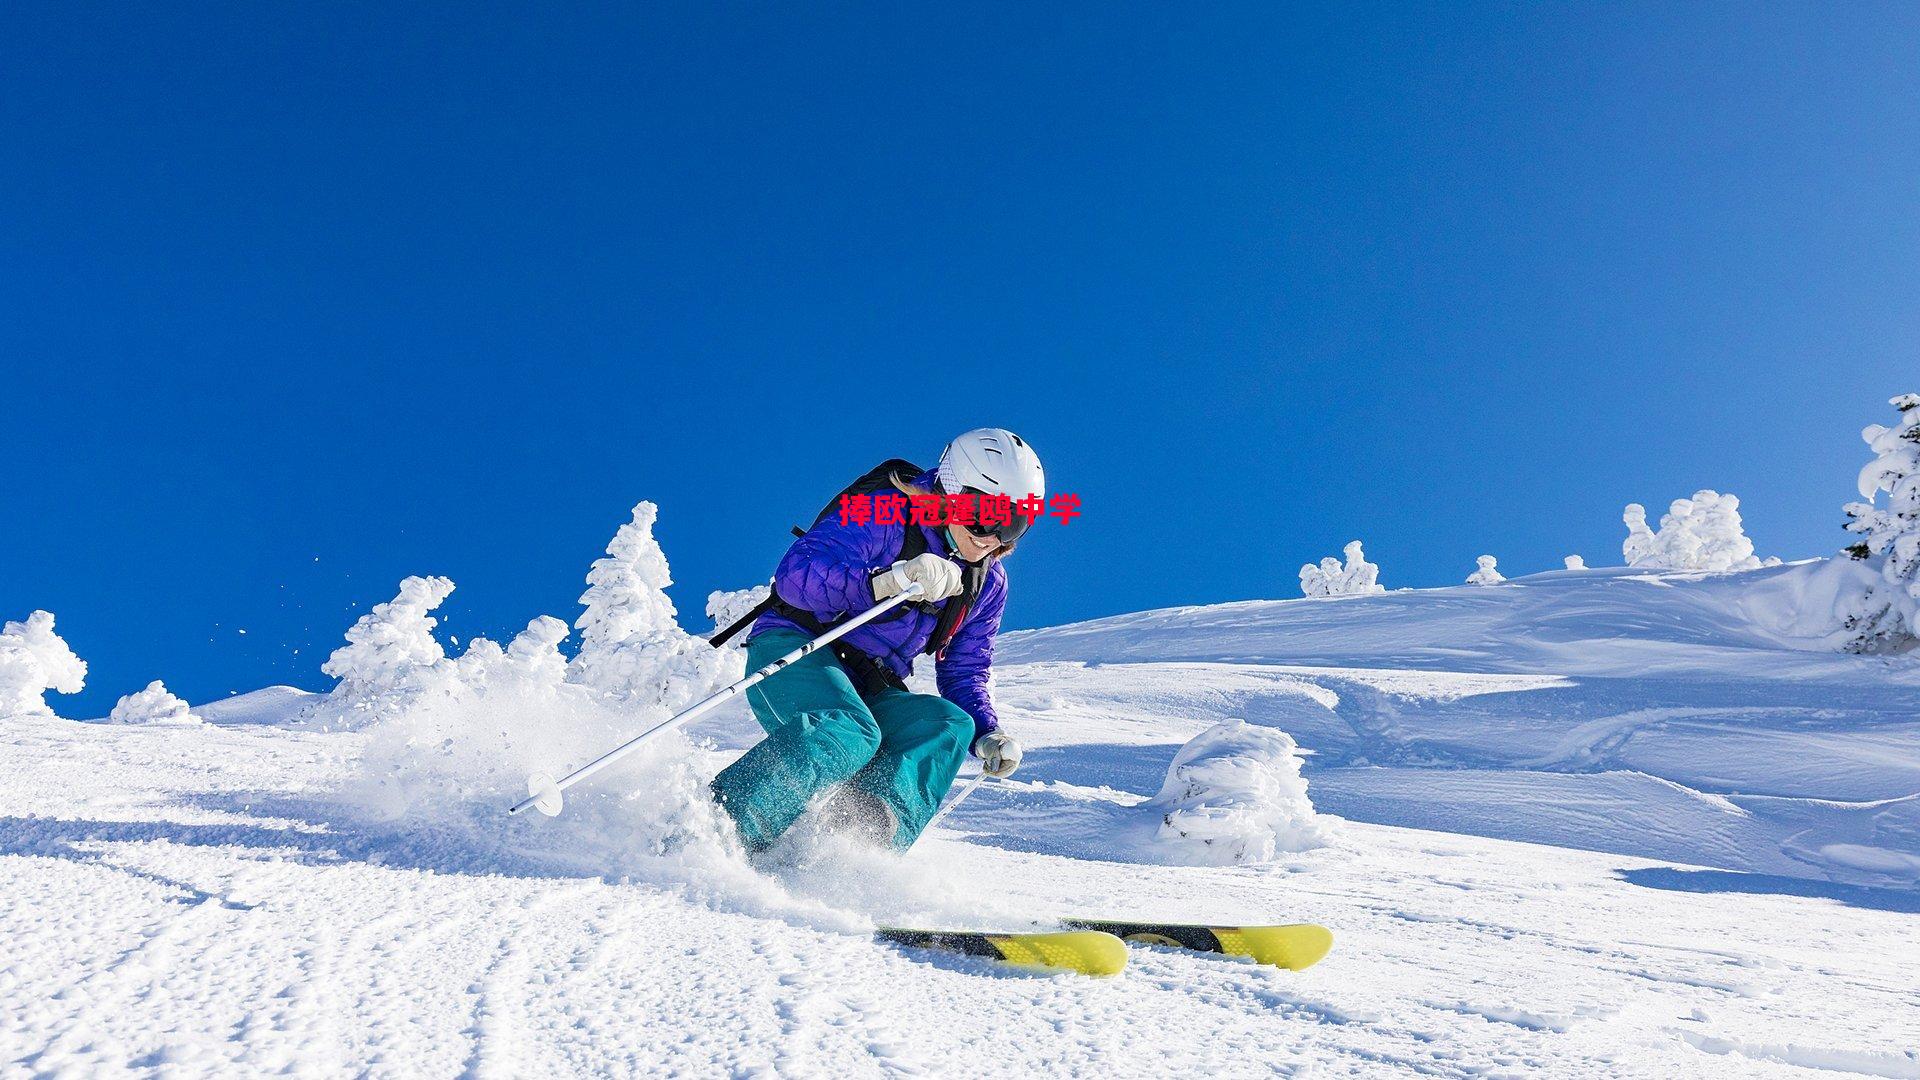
[194,685,321,725]
[0,609,86,718]
[1564,554,1588,571]
[4,543,1919,1075]
[1837,393,1920,652]
[567,501,736,709]
[995,563,1920,891]
[707,583,772,644]
[106,680,199,725]
[319,575,455,699]
[1621,490,1769,572]
[1145,719,1329,864]
[1299,539,1385,597]
[1466,554,1506,585]
[3,697,1915,1077]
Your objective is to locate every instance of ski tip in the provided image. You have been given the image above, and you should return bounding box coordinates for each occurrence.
[524,772,563,817]
[1217,924,1334,971]
[986,930,1129,977]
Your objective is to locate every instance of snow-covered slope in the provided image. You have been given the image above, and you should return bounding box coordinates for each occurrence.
[994,564,1920,890]
[4,564,1918,1077]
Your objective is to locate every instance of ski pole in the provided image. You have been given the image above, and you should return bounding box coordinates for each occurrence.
[508,582,925,817]
[924,770,990,833]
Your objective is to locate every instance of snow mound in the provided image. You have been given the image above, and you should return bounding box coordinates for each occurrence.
[1467,555,1506,585]
[107,680,199,725]
[451,615,571,691]
[1564,555,1588,571]
[193,685,322,725]
[1623,491,1771,572]
[1146,719,1329,865]
[1300,540,1385,597]
[0,610,87,719]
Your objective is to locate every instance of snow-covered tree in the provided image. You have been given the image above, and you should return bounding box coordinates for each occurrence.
[1564,555,1588,571]
[322,576,456,695]
[317,577,581,726]
[706,585,771,648]
[575,503,678,650]
[450,616,571,691]
[108,680,199,725]
[1837,394,1920,652]
[1299,541,1385,598]
[1466,555,1505,586]
[0,610,87,718]
[1621,490,1767,572]
[505,616,571,683]
[1622,504,1658,566]
[568,502,733,708]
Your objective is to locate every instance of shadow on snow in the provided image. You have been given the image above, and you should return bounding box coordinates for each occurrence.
[1617,866,1920,914]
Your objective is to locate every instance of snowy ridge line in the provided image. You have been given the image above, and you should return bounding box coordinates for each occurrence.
[999,563,1920,680]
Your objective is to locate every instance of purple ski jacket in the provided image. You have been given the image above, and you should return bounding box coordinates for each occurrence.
[751,472,1007,741]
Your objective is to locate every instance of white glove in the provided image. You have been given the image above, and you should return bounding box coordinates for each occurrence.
[871,553,963,603]
[974,731,1022,778]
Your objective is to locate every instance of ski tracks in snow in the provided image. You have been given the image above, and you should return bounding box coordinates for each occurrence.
[17,857,253,1076]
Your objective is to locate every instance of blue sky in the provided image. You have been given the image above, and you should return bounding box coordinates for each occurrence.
[3,3,1916,715]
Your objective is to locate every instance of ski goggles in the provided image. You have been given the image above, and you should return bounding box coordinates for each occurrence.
[957,487,1036,544]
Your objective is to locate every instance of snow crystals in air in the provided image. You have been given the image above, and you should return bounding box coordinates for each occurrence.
[297,504,965,929]
[299,502,765,883]
[313,505,747,866]
[1466,555,1506,585]
[106,680,200,725]
[1300,540,1385,597]
[0,610,86,719]
[1146,718,1329,865]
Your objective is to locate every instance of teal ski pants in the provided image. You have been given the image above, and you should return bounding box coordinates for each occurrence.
[710,629,974,852]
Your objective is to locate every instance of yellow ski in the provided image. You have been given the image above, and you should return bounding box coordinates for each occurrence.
[1065,919,1334,970]
[876,927,1128,976]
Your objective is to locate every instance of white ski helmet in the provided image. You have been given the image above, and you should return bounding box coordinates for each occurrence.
[937,427,1046,502]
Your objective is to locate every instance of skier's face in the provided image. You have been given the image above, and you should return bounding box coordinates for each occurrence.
[947,524,1000,564]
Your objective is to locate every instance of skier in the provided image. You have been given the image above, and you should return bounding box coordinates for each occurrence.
[707,428,1043,853]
